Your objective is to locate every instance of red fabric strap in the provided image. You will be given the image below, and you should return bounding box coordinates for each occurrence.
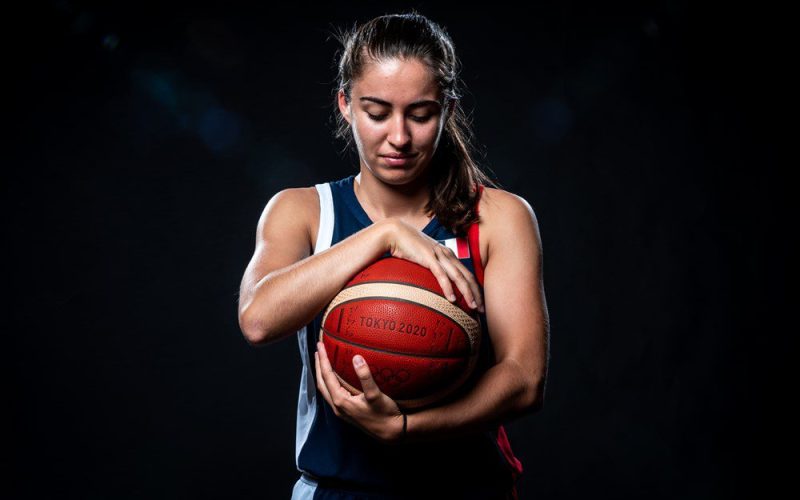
[467,184,486,286]
[465,183,524,491]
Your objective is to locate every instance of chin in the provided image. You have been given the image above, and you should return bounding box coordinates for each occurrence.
[373,160,429,185]
[377,169,419,186]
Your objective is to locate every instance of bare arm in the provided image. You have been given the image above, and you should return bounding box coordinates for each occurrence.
[238,188,392,346]
[312,187,549,445]
[405,189,549,441]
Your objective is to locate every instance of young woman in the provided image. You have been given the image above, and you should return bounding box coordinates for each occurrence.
[238,12,549,500]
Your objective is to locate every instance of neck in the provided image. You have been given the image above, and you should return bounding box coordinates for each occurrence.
[355,168,433,221]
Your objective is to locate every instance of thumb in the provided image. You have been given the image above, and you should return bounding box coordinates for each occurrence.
[353,355,381,403]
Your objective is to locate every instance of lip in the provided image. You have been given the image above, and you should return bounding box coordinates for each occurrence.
[380,153,417,167]
[381,153,416,158]
[381,155,414,166]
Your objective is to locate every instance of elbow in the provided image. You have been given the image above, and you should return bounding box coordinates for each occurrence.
[521,376,546,414]
[239,309,272,346]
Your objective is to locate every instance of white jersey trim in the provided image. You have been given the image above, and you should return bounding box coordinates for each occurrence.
[295,182,334,468]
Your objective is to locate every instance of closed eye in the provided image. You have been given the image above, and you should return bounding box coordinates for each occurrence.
[367,113,433,123]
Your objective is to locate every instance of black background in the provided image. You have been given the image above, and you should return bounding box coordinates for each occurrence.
[8,1,790,498]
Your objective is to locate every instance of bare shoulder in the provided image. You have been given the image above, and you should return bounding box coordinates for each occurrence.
[478,186,541,268]
[480,186,536,216]
[257,186,319,253]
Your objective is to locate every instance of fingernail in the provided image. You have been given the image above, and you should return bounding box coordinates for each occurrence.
[353,355,364,367]
[471,300,478,308]
[449,294,456,301]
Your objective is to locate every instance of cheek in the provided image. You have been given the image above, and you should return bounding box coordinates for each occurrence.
[351,123,381,156]
[351,119,369,139]
[353,119,440,149]
[420,126,441,146]
[352,119,380,140]
[354,123,384,145]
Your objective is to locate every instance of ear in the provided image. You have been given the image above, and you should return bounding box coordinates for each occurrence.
[337,89,352,125]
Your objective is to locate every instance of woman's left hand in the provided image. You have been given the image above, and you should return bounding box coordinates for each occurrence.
[315,340,405,444]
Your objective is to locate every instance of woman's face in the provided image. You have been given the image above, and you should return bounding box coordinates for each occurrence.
[338,57,449,185]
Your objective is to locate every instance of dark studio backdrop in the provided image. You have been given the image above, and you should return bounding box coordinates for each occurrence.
[7,1,790,499]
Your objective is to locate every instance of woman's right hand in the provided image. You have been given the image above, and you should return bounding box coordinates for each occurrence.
[383,218,485,313]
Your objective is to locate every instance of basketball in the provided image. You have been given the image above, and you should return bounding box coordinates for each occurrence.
[319,256,482,409]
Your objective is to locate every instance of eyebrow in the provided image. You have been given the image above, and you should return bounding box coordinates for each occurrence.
[359,96,441,109]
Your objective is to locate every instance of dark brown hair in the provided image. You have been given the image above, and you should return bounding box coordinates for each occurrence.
[329,10,501,237]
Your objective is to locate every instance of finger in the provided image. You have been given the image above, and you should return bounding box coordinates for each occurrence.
[315,351,335,410]
[317,349,353,420]
[434,245,477,308]
[317,351,357,426]
[317,341,352,405]
[442,249,485,312]
[435,248,477,309]
[315,350,337,415]
[352,354,381,404]
[437,244,485,313]
[427,253,456,302]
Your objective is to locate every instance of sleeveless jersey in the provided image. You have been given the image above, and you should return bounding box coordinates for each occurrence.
[293,174,523,498]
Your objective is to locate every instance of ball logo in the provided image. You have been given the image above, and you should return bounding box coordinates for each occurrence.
[372,366,411,386]
[359,315,427,337]
[321,257,481,409]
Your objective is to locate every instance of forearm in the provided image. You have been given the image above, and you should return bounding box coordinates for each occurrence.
[405,359,536,442]
[242,219,392,344]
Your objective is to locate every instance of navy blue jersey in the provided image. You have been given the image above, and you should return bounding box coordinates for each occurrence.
[292,174,522,499]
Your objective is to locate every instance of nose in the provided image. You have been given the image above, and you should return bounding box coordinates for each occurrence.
[387,114,412,148]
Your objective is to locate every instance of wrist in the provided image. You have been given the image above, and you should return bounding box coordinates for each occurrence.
[391,411,407,445]
[374,217,397,253]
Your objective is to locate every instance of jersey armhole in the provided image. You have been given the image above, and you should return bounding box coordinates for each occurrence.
[313,183,334,255]
[467,184,485,286]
